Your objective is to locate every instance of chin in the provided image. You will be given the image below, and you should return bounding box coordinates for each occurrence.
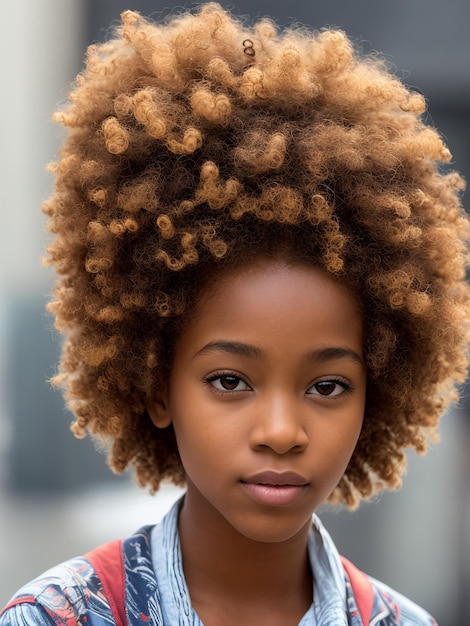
[228,511,314,545]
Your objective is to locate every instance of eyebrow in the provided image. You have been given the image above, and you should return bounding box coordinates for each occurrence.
[194,341,363,366]
[305,346,364,366]
[194,341,263,359]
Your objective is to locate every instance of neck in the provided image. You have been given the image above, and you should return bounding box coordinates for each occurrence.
[177,492,313,607]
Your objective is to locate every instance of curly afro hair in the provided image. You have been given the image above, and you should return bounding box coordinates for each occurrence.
[43,3,470,508]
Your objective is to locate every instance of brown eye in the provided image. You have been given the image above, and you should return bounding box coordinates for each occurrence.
[206,373,252,393]
[219,375,242,390]
[307,378,353,398]
[315,381,338,396]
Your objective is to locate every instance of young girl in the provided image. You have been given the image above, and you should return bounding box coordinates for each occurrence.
[2,4,469,625]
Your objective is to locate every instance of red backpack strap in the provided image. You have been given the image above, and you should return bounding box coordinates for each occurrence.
[85,539,127,626]
[340,556,374,626]
[1,596,40,615]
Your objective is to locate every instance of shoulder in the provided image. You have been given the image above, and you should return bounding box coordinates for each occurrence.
[0,555,106,625]
[368,576,438,625]
[311,518,437,626]
[0,526,156,626]
[340,554,436,625]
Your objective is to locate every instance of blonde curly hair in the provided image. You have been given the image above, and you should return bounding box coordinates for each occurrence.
[44,3,470,507]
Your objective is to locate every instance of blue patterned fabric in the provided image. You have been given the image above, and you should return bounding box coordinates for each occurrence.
[0,499,437,625]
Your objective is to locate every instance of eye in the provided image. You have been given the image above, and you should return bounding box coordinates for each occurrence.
[205,373,252,393]
[307,378,352,398]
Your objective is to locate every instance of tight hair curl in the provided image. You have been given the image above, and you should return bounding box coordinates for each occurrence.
[44,3,470,508]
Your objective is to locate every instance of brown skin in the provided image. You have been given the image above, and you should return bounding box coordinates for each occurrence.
[148,260,366,624]
[177,500,312,625]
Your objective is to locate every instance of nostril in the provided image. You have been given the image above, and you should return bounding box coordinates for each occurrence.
[249,417,308,454]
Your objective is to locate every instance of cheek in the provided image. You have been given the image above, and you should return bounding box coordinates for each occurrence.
[343,406,365,454]
[317,402,365,463]
[341,411,365,465]
[170,402,223,465]
[173,426,228,489]
[336,423,363,460]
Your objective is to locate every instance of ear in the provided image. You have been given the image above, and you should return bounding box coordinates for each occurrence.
[146,387,172,429]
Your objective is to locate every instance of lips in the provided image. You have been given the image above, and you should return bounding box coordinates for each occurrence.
[242,470,309,487]
[240,470,309,506]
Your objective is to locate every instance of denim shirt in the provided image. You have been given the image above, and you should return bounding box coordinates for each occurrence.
[0,498,437,626]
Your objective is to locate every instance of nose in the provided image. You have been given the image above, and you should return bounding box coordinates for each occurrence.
[249,393,309,454]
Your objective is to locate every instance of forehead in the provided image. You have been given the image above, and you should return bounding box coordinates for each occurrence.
[199,259,361,314]
[177,259,363,356]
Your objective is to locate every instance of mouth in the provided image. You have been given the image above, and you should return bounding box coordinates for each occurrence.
[240,470,309,506]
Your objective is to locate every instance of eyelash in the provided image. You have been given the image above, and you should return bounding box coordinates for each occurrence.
[203,372,354,398]
[308,377,354,399]
[203,371,252,394]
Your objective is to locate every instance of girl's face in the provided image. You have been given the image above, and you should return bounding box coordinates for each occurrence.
[149,260,366,544]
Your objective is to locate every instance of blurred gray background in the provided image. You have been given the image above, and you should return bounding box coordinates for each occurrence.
[1,1,469,624]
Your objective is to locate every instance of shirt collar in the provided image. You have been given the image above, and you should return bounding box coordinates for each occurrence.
[149,497,348,626]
